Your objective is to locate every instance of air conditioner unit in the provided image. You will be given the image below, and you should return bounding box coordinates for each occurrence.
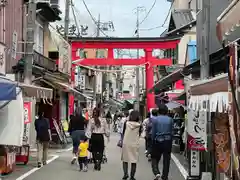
[36,0,51,4]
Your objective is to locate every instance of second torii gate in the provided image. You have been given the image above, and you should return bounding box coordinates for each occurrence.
[69,36,180,113]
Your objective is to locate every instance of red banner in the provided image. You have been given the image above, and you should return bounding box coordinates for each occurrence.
[24,102,32,124]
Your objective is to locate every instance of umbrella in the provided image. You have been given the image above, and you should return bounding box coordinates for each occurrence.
[0,77,17,101]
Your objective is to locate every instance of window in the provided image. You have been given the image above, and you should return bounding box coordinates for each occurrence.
[78,49,87,58]
[34,21,44,54]
[163,45,178,65]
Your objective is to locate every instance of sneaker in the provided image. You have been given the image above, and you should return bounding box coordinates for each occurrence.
[71,157,77,165]
[43,161,47,165]
[37,162,42,168]
[130,177,136,180]
[83,166,88,172]
[154,174,161,180]
[145,150,148,154]
[122,175,129,180]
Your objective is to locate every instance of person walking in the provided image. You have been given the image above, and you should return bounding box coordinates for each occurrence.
[121,110,142,180]
[142,112,150,154]
[151,104,173,180]
[85,107,110,171]
[35,111,51,168]
[68,108,86,164]
[78,136,89,172]
[146,109,158,160]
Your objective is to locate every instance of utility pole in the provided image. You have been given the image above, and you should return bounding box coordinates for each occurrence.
[134,7,144,111]
[64,0,70,40]
[24,0,36,84]
[93,14,100,108]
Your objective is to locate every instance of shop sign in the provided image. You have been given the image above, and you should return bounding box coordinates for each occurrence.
[58,38,71,75]
[187,109,207,151]
[96,72,102,94]
[190,150,200,176]
[78,74,85,90]
[23,102,31,145]
[24,102,32,124]
[0,42,6,74]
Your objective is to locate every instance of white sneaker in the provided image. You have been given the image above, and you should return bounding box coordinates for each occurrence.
[154,174,161,180]
[145,150,148,154]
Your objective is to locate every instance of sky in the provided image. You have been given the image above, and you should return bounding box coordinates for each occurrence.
[57,0,171,37]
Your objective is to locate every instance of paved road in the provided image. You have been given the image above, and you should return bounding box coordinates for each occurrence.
[21,134,186,180]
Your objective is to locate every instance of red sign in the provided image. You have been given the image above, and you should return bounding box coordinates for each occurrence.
[24,102,32,124]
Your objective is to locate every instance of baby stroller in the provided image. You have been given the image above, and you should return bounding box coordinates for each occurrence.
[88,150,107,163]
[88,147,107,164]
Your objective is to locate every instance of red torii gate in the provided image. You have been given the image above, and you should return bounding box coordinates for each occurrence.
[69,37,180,113]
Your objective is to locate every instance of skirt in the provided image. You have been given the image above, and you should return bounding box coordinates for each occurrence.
[89,133,104,153]
[71,130,85,153]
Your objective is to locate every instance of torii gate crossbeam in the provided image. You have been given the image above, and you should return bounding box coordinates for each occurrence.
[69,36,180,114]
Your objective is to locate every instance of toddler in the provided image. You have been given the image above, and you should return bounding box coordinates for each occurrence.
[78,136,89,172]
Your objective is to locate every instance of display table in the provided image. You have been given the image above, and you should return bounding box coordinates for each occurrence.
[16,145,30,165]
[0,146,16,175]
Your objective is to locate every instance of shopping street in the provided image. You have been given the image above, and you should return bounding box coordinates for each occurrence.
[3,134,187,180]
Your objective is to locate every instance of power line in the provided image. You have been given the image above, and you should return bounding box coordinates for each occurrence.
[134,2,173,34]
[82,0,108,37]
[70,0,81,36]
[139,0,156,25]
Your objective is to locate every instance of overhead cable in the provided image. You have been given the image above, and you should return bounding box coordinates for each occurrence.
[82,0,109,37]
[139,0,157,25]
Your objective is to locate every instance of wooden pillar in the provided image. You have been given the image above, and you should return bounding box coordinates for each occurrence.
[145,49,155,111]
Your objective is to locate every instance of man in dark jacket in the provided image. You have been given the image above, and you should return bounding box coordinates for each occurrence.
[151,104,173,180]
[35,111,51,168]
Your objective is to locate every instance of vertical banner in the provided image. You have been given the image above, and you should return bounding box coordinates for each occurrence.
[0,42,6,75]
[23,102,31,145]
[187,109,207,151]
[79,73,86,90]
[96,72,102,94]
[228,44,240,178]
[213,113,231,176]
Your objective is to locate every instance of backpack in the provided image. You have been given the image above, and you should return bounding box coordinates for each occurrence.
[37,118,50,142]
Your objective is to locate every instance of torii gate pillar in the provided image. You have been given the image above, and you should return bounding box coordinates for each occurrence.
[145,49,155,111]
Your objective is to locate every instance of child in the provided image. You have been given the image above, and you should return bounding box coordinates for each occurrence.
[78,136,89,172]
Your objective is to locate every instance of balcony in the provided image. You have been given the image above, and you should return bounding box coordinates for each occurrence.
[33,51,57,71]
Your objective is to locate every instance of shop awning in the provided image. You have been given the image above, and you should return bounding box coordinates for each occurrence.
[149,60,200,93]
[0,77,17,101]
[53,81,93,100]
[149,69,183,93]
[217,0,240,41]
[174,91,186,100]
[108,98,124,107]
[19,83,53,99]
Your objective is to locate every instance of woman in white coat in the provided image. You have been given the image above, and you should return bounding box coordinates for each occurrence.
[121,110,142,180]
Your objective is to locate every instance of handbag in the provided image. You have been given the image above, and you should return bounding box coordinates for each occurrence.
[117,133,123,148]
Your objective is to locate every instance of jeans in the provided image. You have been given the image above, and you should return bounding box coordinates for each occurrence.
[37,141,48,163]
[151,140,172,180]
[122,162,137,177]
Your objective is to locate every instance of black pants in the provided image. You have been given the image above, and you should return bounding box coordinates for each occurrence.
[122,162,137,177]
[151,140,172,180]
[78,157,88,170]
[147,136,152,154]
[90,133,104,165]
[145,137,148,151]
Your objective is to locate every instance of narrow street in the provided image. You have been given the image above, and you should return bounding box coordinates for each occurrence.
[12,134,186,180]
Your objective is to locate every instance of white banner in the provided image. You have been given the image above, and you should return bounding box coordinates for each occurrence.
[187,109,207,151]
[78,74,85,90]
[0,42,6,75]
[96,72,102,94]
